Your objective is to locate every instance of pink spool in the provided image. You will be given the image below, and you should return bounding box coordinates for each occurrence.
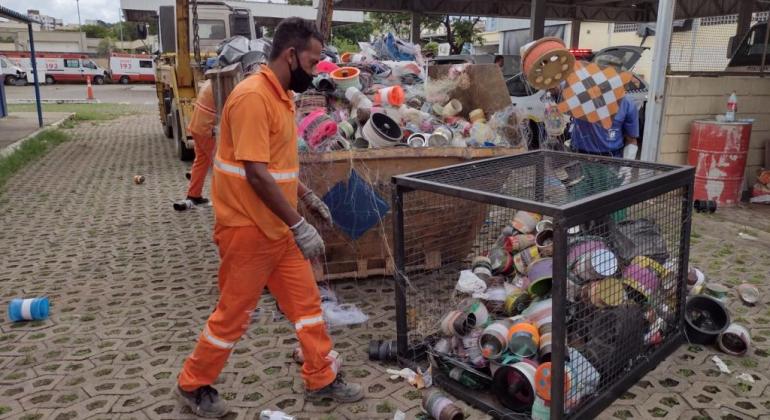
[298,110,338,148]
[567,240,607,267]
[622,263,661,299]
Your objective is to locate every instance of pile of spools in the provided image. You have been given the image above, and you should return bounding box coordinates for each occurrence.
[294,47,522,153]
[430,210,685,417]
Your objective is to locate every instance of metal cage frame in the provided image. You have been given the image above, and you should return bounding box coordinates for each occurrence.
[391,150,695,419]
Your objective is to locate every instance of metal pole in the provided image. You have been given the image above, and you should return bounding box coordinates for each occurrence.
[761,16,770,74]
[28,23,43,128]
[640,0,676,162]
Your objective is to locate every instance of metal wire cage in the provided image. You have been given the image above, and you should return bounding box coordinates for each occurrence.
[391,150,695,419]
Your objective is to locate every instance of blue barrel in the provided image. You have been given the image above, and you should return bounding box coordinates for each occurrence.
[8,297,49,322]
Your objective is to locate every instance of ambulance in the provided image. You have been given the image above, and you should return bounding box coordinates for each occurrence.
[0,55,27,85]
[109,53,156,84]
[0,52,109,85]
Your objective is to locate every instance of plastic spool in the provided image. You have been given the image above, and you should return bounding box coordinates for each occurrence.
[8,297,50,322]
[504,289,533,316]
[492,360,538,412]
[329,137,351,151]
[298,110,338,149]
[461,298,490,326]
[567,238,607,267]
[340,52,353,63]
[507,321,540,358]
[534,362,572,402]
[362,112,402,148]
[338,121,355,139]
[489,247,515,276]
[566,347,600,405]
[622,257,665,301]
[463,329,488,368]
[512,211,542,234]
[423,389,464,420]
[513,246,540,274]
[312,74,335,92]
[428,125,453,147]
[574,249,618,281]
[351,138,370,149]
[469,108,486,124]
[440,99,463,118]
[531,396,551,420]
[331,67,361,91]
[717,323,751,356]
[440,310,476,336]
[526,257,553,297]
[480,319,515,360]
[504,234,536,253]
[374,85,405,107]
[471,256,493,280]
[407,133,427,148]
[521,37,575,90]
[345,86,372,112]
[536,219,553,233]
[538,332,552,362]
[521,298,553,328]
[535,229,554,257]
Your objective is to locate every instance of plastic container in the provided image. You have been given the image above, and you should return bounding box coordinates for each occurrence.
[685,295,730,344]
[8,297,50,322]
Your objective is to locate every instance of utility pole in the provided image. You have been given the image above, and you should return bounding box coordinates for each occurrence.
[76,0,83,51]
[316,0,333,41]
[76,0,82,28]
[118,8,124,44]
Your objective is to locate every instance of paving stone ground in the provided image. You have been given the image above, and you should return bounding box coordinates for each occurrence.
[0,109,769,420]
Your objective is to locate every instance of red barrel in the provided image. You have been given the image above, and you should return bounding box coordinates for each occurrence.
[688,120,752,206]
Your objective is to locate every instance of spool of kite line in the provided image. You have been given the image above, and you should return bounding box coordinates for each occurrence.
[298,110,338,149]
[331,67,361,91]
[521,37,575,90]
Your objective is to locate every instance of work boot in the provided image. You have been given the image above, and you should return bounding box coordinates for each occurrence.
[305,374,364,403]
[175,385,229,418]
[188,196,210,206]
[185,171,192,180]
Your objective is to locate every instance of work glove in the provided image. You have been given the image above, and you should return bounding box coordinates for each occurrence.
[290,218,325,260]
[301,191,333,224]
[618,144,639,185]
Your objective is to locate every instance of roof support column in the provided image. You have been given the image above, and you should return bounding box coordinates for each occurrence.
[27,22,42,128]
[530,0,546,40]
[570,20,581,48]
[641,0,676,162]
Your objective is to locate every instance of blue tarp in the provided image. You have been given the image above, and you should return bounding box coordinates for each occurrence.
[322,170,390,240]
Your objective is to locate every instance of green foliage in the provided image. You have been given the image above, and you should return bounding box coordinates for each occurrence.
[287,0,312,4]
[333,22,374,44]
[424,41,439,57]
[331,37,359,53]
[368,12,412,39]
[0,130,70,194]
[448,17,484,54]
[80,24,111,39]
[97,37,118,56]
[0,36,14,43]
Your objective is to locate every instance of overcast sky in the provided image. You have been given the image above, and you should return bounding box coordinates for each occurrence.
[3,0,121,24]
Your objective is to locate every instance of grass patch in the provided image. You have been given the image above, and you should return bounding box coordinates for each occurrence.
[0,129,69,193]
[8,103,136,121]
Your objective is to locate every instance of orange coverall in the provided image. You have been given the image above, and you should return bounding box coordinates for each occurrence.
[186,80,217,198]
[178,67,336,392]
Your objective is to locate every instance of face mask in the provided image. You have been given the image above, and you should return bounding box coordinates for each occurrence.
[289,50,313,93]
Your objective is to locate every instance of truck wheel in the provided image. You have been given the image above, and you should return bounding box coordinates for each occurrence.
[120,76,130,85]
[171,104,195,161]
[4,75,17,85]
[45,75,55,84]
[163,112,174,139]
[93,75,105,85]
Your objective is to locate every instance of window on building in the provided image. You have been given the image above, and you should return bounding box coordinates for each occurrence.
[198,20,227,40]
[139,60,152,68]
[64,59,80,68]
[613,23,639,33]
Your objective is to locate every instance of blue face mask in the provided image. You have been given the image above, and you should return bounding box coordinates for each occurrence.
[289,51,313,93]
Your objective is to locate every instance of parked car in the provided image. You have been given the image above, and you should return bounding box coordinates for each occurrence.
[508,46,649,149]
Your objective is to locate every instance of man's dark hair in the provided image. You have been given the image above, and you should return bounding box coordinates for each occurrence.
[269,17,324,61]
[494,55,504,63]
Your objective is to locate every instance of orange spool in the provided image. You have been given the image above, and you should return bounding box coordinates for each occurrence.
[331,67,361,90]
[534,362,572,402]
[341,52,353,63]
[507,321,540,343]
[522,37,574,90]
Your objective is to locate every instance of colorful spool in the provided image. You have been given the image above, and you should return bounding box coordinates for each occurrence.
[423,389,464,420]
[469,108,486,124]
[489,247,515,276]
[331,66,361,91]
[441,99,463,118]
[538,332,552,362]
[526,257,553,297]
[480,319,514,360]
[504,234,536,253]
[521,298,552,329]
[590,277,626,307]
[345,86,372,111]
[534,362,571,402]
[622,256,666,301]
[535,229,554,257]
[460,298,490,327]
[507,321,539,358]
[428,125,453,147]
[717,323,751,356]
[512,211,542,234]
[298,110,338,149]
[536,219,553,233]
[521,37,575,90]
[8,297,49,322]
[566,347,600,405]
[362,112,402,148]
[531,396,551,420]
[338,120,355,139]
[440,310,474,337]
[492,360,538,412]
[374,85,405,107]
[504,289,532,316]
[574,249,618,281]
[463,328,488,368]
[471,256,493,280]
[567,237,607,268]
[407,133,427,148]
[513,246,540,274]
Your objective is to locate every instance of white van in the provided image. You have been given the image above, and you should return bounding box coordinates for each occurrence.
[0,55,27,85]
[109,53,155,84]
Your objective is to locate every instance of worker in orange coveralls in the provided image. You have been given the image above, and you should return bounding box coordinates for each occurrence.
[175,17,364,418]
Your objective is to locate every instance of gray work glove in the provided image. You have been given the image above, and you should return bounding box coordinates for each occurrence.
[301,191,333,224]
[290,218,325,260]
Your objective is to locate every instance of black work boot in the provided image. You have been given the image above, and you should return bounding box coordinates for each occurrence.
[305,374,364,403]
[175,385,229,418]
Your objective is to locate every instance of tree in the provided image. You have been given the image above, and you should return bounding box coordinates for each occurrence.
[332,22,374,44]
[440,16,484,55]
[367,13,483,54]
[97,37,119,56]
[80,24,111,39]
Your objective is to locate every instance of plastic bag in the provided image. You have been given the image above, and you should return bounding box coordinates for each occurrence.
[318,286,369,327]
[489,105,523,147]
[218,36,250,65]
[609,218,669,264]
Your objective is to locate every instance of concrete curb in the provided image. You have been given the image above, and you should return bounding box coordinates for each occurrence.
[0,112,76,159]
[10,99,101,104]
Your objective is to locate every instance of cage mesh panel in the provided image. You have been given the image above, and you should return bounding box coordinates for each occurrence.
[411,153,674,207]
[396,150,691,418]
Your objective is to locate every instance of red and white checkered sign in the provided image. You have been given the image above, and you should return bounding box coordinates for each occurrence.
[557,61,633,129]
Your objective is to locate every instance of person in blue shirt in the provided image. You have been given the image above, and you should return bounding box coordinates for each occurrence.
[570,96,640,160]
